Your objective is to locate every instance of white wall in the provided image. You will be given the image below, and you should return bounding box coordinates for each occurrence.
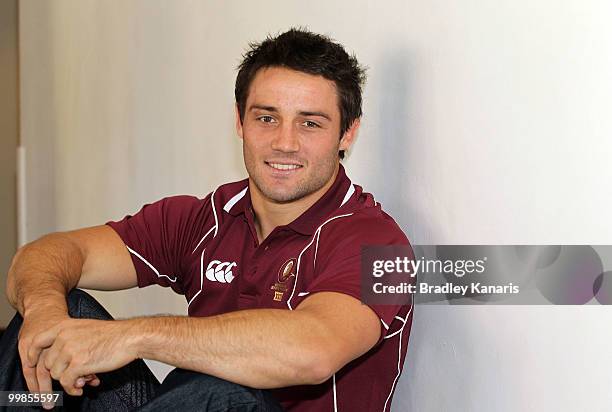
[19,1,612,410]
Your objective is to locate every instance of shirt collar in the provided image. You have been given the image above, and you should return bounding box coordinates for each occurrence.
[225,164,353,235]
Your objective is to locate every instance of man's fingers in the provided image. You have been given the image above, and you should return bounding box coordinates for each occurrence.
[21,364,39,393]
[77,374,100,388]
[42,342,60,372]
[59,364,84,397]
[83,373,97,381]
[44,340,72,383]
[27,342,44,368]
[18,339,39,392]
[27,328,58,367]
[35,352,53,403]
[41,339,91,395]
[48,352,70,382]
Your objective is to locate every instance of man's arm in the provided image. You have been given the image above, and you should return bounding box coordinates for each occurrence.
[11,224,381,391]
[136,291,381,388]
[32,291,381,390]
[7,225,138,312]
[5,225,138,395]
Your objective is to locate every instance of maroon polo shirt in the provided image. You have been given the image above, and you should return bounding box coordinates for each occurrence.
[107,165,414,412]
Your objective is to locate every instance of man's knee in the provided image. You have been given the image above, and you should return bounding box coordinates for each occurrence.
[66,289,114,320]
[148,369,284,412]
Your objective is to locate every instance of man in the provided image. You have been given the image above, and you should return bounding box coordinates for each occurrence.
[3,28,414,411]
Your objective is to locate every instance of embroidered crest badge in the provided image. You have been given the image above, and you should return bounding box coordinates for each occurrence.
[271,258,297,301]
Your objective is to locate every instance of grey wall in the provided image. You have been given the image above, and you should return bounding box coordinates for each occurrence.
[18,1,612,410]
[0,0,18,327]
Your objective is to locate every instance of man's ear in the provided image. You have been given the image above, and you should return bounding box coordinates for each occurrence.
[235,103,244,139]
[339,118,361,152]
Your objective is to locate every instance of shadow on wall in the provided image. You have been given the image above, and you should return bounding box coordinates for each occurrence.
[376,48,458,412]
[375,47,441,244]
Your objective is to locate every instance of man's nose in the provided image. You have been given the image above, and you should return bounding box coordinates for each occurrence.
[271,124,300,152]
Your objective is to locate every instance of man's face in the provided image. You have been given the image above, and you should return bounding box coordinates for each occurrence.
[236,67,357,204]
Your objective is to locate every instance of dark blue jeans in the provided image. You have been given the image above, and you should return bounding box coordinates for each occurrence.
[0,289,284,412]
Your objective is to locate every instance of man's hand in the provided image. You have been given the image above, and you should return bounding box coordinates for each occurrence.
[6,226,140,406]
[27,318,138,396]
[18,305,69,396]
[18,307,100,409]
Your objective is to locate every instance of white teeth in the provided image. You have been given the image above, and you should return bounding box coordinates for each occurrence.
[268,163,301,171]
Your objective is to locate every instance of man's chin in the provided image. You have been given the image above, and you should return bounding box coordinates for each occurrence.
[261,189,304,204]
[250,173,322,204]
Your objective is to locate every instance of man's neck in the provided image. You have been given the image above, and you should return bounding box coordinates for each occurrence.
[250,166,340,243]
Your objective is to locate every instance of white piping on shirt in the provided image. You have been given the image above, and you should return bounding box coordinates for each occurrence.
[382,300,413,411]
[189,186,251,307]
[333,373,338,412]
[191,225,215,254]
[192,188,223,254]
[383,326,404,412]
[286,213,354,310]
[211,189,219,238]
[127,246,177,283]
[308,184,354,272]
[340,184,355,206]
[223,186,248,213]
[383,304,413,340]
[312,228,323,270]
[188,248,206,307]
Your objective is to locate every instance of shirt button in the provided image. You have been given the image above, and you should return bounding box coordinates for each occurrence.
[264,245,270,251]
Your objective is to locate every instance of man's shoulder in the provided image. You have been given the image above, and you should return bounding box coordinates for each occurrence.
[209,178,250,210]
[323,184,409,246]
[157,179,248,214]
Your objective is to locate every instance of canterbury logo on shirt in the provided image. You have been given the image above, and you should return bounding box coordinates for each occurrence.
[205,260,237,283]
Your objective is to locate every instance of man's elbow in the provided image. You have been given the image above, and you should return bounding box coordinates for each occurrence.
[5,246,26,308]
[297,346,342,385]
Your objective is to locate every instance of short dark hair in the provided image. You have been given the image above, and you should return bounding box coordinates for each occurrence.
[235,28,366,159]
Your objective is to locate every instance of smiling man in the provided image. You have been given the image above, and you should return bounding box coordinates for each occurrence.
[2,28,414,411]
[239,66,355,239]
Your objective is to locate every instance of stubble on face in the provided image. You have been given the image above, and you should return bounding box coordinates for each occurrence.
[242,136,340,204]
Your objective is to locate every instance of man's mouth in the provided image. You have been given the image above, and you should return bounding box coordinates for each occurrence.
[265,162,303,171]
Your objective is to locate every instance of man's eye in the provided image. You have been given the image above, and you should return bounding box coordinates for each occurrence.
[303,120,319,128]
[258,115,275,123]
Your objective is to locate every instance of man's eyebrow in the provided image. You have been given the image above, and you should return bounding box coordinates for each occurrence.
[298,111,331,121]
[249,106,332,121]
[249,105,278,112]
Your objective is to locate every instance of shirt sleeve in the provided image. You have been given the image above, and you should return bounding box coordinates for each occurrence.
[106,194,213,294]
[305,213,415,345]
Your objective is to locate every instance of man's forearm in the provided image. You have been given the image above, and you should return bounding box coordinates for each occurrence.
[6,233,84,315]
[130,308,337,389]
